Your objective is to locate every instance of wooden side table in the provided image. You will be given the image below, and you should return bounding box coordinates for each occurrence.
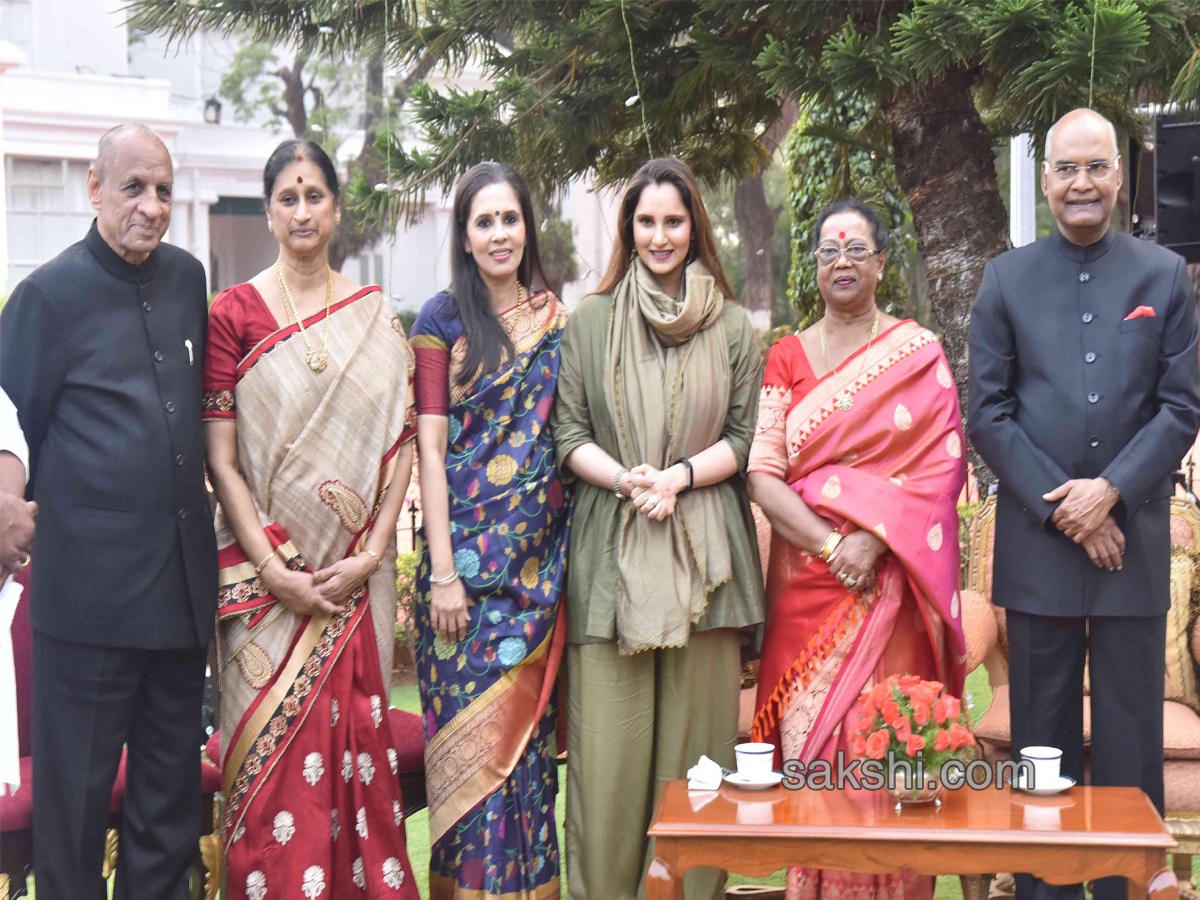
[646,781,1179,900]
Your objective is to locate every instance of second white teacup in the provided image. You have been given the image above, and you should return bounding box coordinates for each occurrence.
[1019,745,1063,788]
[734,742,775,779]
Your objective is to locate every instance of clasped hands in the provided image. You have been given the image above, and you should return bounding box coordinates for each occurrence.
[1042,477,1124,572]
[262,551,378,617]
[626,463,688,522]
[825,529,887,594]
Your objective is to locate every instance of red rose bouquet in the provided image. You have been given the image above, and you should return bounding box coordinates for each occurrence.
[850,674,976,772]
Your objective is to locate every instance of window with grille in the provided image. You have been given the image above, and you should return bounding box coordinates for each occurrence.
[6,158,93,290]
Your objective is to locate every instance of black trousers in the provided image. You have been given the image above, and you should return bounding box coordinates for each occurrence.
[1008,610,1166,900]
[32,630,207,900]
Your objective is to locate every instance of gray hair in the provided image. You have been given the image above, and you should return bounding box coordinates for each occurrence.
[93,123,170,183]
[1044,113,1120,162]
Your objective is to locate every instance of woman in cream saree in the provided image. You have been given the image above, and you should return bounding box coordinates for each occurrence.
[203,140,419,900]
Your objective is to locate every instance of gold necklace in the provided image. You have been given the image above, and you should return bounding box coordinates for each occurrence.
[820,308,880,412]
[276,260,332,372]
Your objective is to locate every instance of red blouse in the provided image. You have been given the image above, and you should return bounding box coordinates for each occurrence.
[202,283,282,421]
[747,334,818,480]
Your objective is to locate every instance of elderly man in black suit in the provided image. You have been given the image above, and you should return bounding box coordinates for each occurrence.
[0,124,217,900]
[969,108,1200,900]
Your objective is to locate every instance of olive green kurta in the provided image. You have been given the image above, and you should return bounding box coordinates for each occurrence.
[551,290,767,645]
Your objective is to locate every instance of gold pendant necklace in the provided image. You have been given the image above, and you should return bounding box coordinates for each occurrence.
[820,308,880,412]
[276,260,332,372]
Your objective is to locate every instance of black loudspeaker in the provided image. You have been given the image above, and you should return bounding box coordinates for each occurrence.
[1131,111,1200,263]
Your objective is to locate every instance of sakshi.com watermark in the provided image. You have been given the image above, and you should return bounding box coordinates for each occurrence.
[779,751,1036,791]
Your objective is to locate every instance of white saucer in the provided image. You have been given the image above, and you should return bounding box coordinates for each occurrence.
[723,771,784,791]
[1012,774,1076,796]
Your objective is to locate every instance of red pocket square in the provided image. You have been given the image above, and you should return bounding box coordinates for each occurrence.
[1124,306,1156,320]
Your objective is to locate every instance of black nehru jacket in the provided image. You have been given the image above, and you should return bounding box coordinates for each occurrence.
[0,220,217,648]
[968,228,1200,618]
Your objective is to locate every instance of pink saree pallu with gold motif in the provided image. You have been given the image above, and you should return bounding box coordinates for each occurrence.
[749,320,967,900]
[203,285,420,900]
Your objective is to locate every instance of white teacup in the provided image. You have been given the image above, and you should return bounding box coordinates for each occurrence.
[734,742,775,779]
[1019,746,1063,788]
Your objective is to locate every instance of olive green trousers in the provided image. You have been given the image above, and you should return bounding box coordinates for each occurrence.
[565,629,742,900]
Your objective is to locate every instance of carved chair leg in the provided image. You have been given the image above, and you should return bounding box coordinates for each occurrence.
[1149,866,1182,900]
[961,874,992,900]
[988,872,1016,900]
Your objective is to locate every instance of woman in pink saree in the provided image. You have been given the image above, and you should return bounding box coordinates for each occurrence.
[749,200,967,900]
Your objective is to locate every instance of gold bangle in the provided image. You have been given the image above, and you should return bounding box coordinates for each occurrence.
[255,551,277,575]
[818,531,842,562]
[362,548,381,575]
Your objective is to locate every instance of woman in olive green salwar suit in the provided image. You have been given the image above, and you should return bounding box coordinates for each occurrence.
[551,158,766,900]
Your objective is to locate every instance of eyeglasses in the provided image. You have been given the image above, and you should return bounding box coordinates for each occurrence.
[1050,161,1116,182]
[814,245,882,266]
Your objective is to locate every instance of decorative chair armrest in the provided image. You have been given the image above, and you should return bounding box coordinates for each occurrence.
[960,589,998,672]
[1190,614,1200,667]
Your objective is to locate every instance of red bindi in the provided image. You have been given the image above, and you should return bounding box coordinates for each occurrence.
[297,177,303,183]
[838,231,846,239]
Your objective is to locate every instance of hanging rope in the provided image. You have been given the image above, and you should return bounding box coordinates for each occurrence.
[620,0,653,158]
[1088,0,1099,108]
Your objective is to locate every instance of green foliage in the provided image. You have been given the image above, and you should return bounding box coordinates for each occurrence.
[396,310,418,335]
[704,161,795,330]
[784,95,918,330]
[958,500,986,589]
[128,0,1200,363]
[395,550,418,640]
[534,195,579,297]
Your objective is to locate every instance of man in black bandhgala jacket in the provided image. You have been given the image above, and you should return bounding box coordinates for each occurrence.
[969,108,1200,900]
[0,124,217,900]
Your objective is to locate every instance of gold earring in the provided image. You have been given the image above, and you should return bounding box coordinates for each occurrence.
[268,221,274,233]
[335,213,342,226]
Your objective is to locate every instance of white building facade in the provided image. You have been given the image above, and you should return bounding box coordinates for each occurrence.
[0,0,617,309]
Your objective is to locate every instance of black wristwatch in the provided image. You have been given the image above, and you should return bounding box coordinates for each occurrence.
[674,457,694,494]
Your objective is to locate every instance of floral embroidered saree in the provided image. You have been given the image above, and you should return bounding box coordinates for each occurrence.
[410,291,570,900]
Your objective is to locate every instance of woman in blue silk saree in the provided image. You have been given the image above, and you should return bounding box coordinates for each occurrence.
[410,162,569,900]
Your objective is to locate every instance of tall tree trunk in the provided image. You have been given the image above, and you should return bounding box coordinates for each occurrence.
[280,49,310,138]
[733,98,799,330]
[882,71,1009,489]
[329,49,438,273]
[734,172,778,331]
[329,52,385,273]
